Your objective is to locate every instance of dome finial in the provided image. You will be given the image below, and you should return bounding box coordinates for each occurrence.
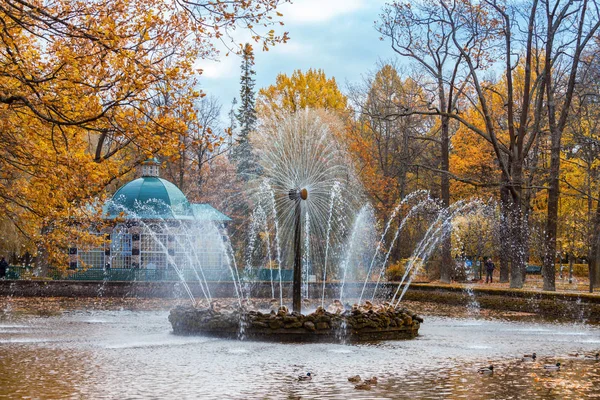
[141,157,160,177]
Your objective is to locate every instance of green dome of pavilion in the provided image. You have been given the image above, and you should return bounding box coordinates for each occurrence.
[104,159,193,220]
[104,177,193,220]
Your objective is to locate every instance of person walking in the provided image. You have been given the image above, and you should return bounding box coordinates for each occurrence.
[0,257,8,279]
[484,257,495,284]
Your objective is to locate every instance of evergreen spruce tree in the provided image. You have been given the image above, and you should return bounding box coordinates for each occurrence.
[231,43,260,180]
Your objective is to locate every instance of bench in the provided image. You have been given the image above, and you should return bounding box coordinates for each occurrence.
[525,265,542,274]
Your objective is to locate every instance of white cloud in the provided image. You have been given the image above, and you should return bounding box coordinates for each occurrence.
[194,55,238,79]
[280,0,368,23]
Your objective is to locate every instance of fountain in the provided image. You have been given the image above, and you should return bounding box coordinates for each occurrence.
[169,110,423,341]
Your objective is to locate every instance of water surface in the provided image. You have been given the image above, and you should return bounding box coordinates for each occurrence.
[1,309,599,399]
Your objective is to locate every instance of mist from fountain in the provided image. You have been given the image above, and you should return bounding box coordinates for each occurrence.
[370,194,442,301]
[390,199,498,305]
[338,204,376,303]
[248,110,359,309]
[103,197,241,305]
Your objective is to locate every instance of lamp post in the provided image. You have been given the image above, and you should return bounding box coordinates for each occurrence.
[289,188,308,313]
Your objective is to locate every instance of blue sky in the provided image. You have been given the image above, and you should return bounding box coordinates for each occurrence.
[196,0,392,117]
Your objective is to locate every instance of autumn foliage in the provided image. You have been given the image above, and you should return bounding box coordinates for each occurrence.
[0,0,288,267]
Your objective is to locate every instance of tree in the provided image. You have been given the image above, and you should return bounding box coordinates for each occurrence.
[0,0,289,268]
[541,0,600,291]
[231,43,260,180]
[257,68,349,119]
[347,64,433,261]
[379,0,600,289]
[378,2,468,283]
[162,95,227,199]
[563,49,600,290]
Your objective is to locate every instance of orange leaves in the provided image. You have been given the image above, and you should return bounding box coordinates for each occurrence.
[257,68,350,119]
[0,0,289,268]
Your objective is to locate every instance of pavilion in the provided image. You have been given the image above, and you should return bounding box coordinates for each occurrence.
[69,158,231,280]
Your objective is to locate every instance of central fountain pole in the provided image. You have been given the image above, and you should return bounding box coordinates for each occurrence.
[289,188,308,314]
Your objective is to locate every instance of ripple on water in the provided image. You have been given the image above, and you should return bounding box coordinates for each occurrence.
[103,336,214,349]
[227,348,249,354]
[2,337,63,344]
[83,319,109,324]
[326,348,354,354]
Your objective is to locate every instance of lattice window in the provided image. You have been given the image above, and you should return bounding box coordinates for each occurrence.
[198,227,225,270]
[78,249,105,269]
[141,234,168,252]
[110,225,132,268]
[196,250,224,269]
[141,252,167,269]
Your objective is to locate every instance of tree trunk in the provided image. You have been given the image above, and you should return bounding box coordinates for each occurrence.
[542,124,561,291]
[37,225,51,278]
[440,115,452,283]
[499,183,510,282]
[508,200,526,288]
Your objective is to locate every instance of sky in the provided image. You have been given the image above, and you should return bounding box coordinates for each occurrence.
[195,0,393,119]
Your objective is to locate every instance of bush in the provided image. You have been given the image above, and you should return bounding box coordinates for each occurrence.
[386,258,429,282]
[386,261,405,281]
[556,263,589,278]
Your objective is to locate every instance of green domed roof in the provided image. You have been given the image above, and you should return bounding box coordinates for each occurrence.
[104,177,193,220]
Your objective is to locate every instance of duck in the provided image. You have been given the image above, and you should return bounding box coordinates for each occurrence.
[568,352,580,358]
[478,365,494,374]
[347,375,361,383]
[354,382,371,390]
[544,363,561,370]
[521,352,537,362]
[298,372,312,381]
[584,353,600,361]
[364,376,378,385]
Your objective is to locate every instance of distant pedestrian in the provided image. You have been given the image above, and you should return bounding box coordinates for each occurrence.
[484,257,495,283]
[0,257,8,279]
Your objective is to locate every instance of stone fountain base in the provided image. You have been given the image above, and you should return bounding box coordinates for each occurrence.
[169,304,422,342]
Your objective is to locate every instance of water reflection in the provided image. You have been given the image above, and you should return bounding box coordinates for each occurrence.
[1,310,599,399]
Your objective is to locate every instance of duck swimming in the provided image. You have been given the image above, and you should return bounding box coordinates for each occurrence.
[584,353,600,361]
[478,365,494,374]
[364,377,378,385]
[544,363,561,370]
[522,353,536,362]
[347,375,361,383]
[298,372,312,381]
[354,382,371,390]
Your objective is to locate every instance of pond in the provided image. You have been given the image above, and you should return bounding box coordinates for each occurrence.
[1,303,600,399]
